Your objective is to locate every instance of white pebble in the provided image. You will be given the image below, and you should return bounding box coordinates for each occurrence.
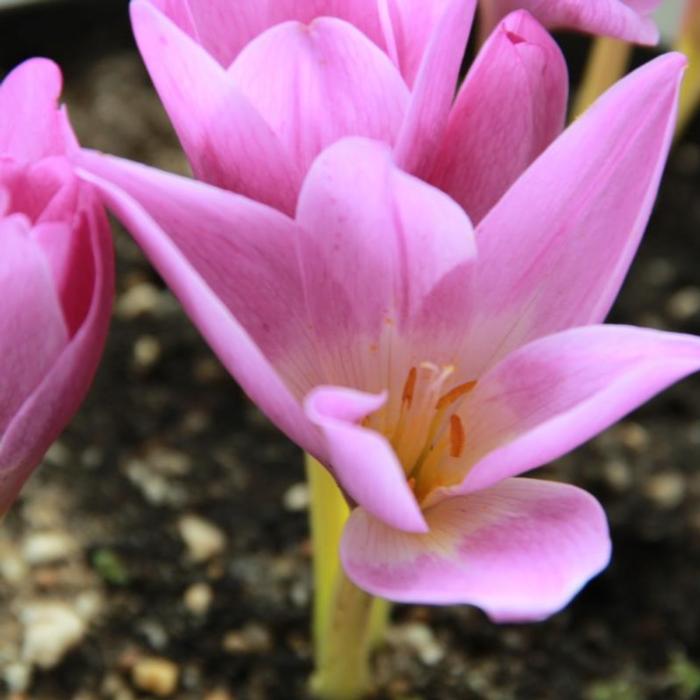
[21,602,86,669]
[178,515,226,563]
[283,482,309,512]
[184,582,213,615]
[22,531,76,566]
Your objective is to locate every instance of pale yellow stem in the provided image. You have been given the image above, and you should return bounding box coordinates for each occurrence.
[305,453,349,658]
[572,38,632,120]
[676,1,700,138]
[306,454,392,698]
[311,570,375,700]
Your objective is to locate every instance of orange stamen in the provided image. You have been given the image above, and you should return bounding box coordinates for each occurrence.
[449,414,465,458]
[436,380,477,410]
[402,366,418,407]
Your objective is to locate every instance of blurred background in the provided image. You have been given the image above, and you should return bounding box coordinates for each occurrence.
[1,1,700,699]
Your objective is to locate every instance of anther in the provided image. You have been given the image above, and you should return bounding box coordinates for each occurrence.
[402,366,417,407]
[449,414,465,458]
[436,380,476,410]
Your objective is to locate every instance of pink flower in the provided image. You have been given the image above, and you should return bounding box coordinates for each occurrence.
[79,53,697,620]
[131,0,571,222]
[0,59,114,513]
[480,0,661,44]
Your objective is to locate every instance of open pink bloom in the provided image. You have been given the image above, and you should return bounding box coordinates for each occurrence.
[0,59,114,513]
[480,0,661,44]
[132,0,571,222]
[78,53,697,621]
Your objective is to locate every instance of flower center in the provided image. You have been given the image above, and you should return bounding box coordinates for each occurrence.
[364,363,476,502]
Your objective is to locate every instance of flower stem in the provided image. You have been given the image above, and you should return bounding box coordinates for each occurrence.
[675,0,700,138]
[572,37,631,120]
[311,569,375,700]
[305,454,391,699]
[305,453,349,658]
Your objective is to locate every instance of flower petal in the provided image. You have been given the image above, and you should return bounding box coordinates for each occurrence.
[295,137,476,390]
[452,325,700,494]
[153,0,385,68]
[380,0,451,87]
[305,386,427,533]
[76,152,323,457]
[429,10,567,223]
[0,58,66,162]
[393,0,476,177]
[342,477,610,621]
[131,0,301,213]
[465,53,684,373]
[0,199,112,512]
[479,0,660,44]
[0,217,68,435]
[228,17,409,178]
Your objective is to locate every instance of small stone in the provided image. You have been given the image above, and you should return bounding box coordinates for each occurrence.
[21,602,86,669]
[667,287,700,321]
[184,582,213,615]
[387,623,445,666]
[125,458,186,507]
[116,282,162,319]
[132,335,161,370]
[644,472,686,509]
[22,531,76,566]
[44,441,71,467]
[283,482,309,512]
[0,544,28,585]
[138,620,169,650]
[3,662,32,693]
[146,445,192,476]
[616,422,650,453]
[604,459,633,492]
[131,657,179,697]
[222,623,272,655]
[178,515,226,563]
[289,579,309,608]
[102,672,136,700]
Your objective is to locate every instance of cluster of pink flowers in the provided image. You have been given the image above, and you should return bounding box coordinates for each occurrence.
[2,0,698,622]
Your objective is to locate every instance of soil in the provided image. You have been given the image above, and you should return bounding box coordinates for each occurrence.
[1,2,700,699]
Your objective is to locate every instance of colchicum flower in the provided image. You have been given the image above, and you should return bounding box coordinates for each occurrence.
[79,52,698,620]
[132,0,630,223]
[129,0,668,254]
[0,59,114,514]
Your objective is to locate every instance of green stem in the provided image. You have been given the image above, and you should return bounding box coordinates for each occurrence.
[305,453,349,658]
[305,454,392,699]
[311,569,375,700]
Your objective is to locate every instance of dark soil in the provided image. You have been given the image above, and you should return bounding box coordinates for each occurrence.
[1,3,700,699]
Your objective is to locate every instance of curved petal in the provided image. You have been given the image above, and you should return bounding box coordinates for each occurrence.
[228,17,409,178]
[429,10,567,223]
[479,0,660,44]
[464,53,684,374]
[305,386,427,533]
[295,137,476,391]
[379,0,450,87]
[152,0,385,68]
[0,58,67,162]
[450,325,700,495]
[0,196,113,513]
[76,153,323,458]
[342,477,610,621]
[0,217,68,435]
[131,0,301,213]
[393,0,476,178]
